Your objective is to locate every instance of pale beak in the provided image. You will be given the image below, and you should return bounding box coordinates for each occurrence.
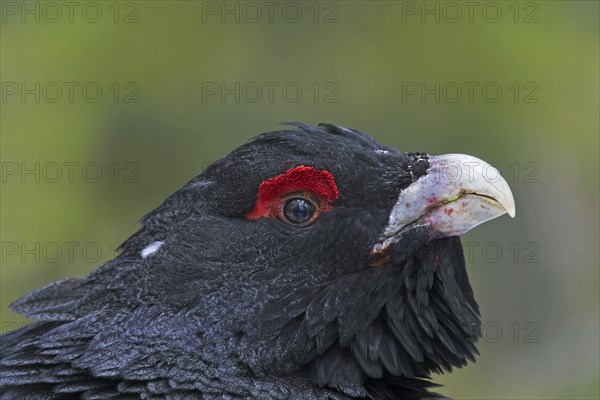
[377,154,515,249]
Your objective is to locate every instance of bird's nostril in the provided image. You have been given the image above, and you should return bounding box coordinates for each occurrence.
[410,157,430,179]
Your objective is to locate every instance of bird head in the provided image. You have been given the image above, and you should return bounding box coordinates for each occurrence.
[8,123,515,398]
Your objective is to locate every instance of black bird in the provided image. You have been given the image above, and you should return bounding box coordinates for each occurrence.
[0,123,515,399]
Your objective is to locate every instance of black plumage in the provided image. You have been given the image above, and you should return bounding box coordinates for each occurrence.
[0,123,515,399]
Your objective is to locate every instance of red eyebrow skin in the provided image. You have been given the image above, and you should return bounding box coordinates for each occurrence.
[245,166,339,220]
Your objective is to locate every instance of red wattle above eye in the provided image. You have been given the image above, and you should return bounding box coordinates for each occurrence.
[245,166,339,220]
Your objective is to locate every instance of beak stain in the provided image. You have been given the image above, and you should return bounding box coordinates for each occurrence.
[368,243,390,268]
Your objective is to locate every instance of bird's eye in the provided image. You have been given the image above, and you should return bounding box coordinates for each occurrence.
[282,198,316,225]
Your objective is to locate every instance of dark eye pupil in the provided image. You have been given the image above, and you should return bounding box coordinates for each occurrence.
[284,198,315,224]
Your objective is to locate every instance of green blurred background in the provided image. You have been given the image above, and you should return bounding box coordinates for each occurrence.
[1,1,598,398]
